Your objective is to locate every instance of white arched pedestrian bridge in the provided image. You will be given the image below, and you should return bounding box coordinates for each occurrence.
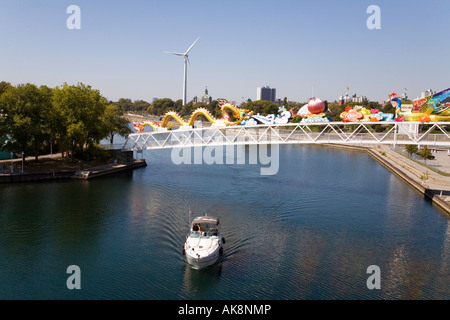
[122,122,450,151]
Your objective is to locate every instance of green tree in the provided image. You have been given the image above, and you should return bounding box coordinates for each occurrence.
[174,99,183,113]
[245,100,278,116]
[0,81,12,97]
[133,100,151,112]
[419,146,433,160]
[405,145,418,156]
[207,100,220,118]
[0,83,52,160]
[381,102,395,114]
[149,98,175,116]
[114,98,134,113]
[326,102,345,121]
[291,115,302,123]
[180,101,195,115]
[366,101,382,110]
[103,104,132,145]
[323,100,329,113]
[52,83,108,158]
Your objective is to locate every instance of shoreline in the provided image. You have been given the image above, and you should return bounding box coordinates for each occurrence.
[0,151,147,183]
[72,159,147,180]
[0,159,147,183]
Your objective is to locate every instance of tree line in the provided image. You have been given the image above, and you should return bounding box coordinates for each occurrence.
[0,81,131,161]
[144,97,389,122]
[147,98,301,119]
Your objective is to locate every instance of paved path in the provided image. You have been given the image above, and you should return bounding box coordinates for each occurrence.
[374,145,450,210]
[377,145,450,191]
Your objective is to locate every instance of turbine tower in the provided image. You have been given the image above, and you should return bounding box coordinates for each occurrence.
[165,37,200,106]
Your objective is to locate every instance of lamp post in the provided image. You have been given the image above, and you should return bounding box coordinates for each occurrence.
[21,151,24,172]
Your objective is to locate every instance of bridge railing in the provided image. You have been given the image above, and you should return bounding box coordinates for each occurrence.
[122,122,450,151]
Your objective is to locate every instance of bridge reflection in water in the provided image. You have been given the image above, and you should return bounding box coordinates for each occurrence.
[122,122,450,151]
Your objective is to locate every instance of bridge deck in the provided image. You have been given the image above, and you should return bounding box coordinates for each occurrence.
[122,122,450,151]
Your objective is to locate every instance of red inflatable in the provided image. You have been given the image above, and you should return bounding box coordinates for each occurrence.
[308,98,326,114]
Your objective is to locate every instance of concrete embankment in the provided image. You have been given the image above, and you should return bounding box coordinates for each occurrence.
[322,144,450,215]
[0,170,76,183]
[0,148,147,185]
[0,159,146,183]
[72,159,147,180]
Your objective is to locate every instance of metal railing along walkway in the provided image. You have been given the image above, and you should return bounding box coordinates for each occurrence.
[122,122,450,151]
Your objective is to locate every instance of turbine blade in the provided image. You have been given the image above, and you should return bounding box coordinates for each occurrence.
[185,37,200,55]
[164,51,185,56]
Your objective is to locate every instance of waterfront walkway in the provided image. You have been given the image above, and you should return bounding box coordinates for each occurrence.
[368,145,450,214]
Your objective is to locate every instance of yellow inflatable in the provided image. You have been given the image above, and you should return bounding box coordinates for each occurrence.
[134,99,253,132]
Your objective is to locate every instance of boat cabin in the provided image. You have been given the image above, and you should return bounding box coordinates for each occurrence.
[191,216,220,237]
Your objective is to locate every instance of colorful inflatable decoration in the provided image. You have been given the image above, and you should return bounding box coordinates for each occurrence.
[339,105,394,122]
[239,106,295,125]
[391,88,450,122]
[133,121,171,133]
[301,114,330,123]
[158,108,217,128]
[340,106,363,122]
[274,106,294,124]
[133,99,254,132]
[250,106,294,125]
[308,98,326,114]
[132,87,450,132]
[299,98,331,123]
[240,118,259,126]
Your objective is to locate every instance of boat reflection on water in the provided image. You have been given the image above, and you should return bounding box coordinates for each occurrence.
[182,262,223,294]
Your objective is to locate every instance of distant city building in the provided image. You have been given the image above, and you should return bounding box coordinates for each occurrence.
[201,87,212,105]
[191,87,212,105]
[338,93,367,105]
[257,86,276,103]
[351,95,368,103]
[338,93,352,106]
[421,89,435,99]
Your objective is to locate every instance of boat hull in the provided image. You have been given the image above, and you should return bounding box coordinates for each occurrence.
[185,246,221,270]
[184,236,223,270]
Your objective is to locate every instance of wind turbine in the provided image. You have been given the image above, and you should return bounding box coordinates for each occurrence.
[165,37,200,106]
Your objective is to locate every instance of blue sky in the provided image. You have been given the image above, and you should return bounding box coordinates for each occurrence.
[0,0,449,104]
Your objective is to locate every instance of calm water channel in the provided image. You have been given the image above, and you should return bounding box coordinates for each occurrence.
[0,144,449,300]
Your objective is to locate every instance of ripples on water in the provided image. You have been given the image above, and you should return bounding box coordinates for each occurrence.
[0,145,449,300]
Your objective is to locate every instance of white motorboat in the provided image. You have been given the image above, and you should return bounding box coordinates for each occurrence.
[183,215,225,270]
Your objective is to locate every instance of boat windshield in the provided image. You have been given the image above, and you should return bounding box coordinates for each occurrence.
[189,232,219,239]
[190,223,219,238]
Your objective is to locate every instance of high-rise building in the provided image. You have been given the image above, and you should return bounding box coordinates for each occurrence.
[257,86,276,103]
